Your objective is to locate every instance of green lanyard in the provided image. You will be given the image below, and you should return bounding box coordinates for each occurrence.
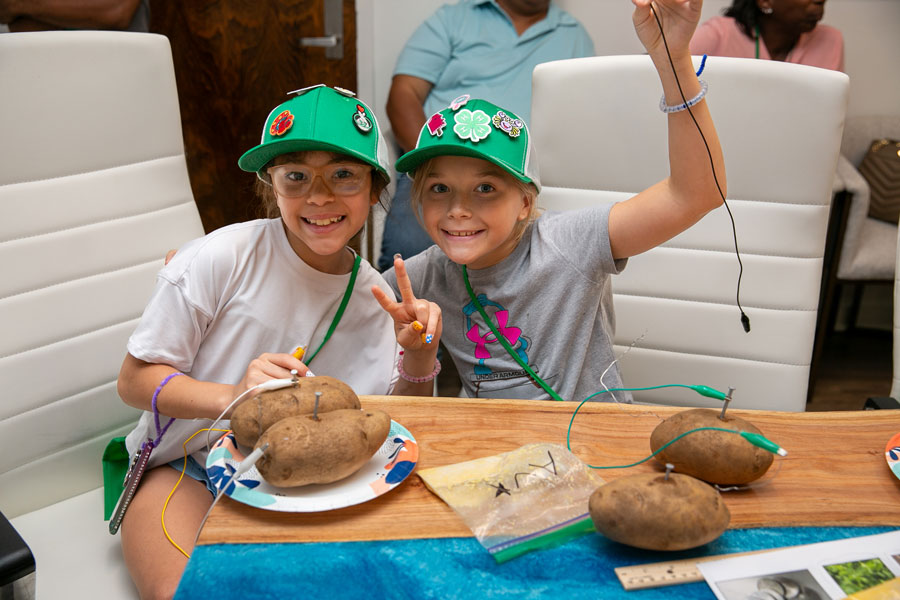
[461,265,565,401]
[754,25,761,59]
[304,254,361,366]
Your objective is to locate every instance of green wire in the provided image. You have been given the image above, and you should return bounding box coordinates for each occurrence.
[460,265,776,467]
[461,265,565,401]
[566,386,740,470]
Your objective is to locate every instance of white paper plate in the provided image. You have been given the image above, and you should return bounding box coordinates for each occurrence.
[205,420,418,512]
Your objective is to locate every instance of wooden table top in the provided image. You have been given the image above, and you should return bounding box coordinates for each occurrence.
[197,397,900,546]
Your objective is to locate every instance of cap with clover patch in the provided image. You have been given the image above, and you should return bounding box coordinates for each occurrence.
[239,84,390,184]
[395,95,541,191]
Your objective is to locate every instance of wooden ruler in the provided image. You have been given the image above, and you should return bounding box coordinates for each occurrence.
[615,547,786,591]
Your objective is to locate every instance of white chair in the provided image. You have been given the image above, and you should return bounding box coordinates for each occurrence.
[860,216,900,411]
[0,31,205,598]
[531,55,849,412]
[825,116,900,329]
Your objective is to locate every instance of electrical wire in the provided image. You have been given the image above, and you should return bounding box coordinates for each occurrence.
[192,442,270,551]
[205,375,299,454]
[161,427,230,558]
[650,4,751,332]
[565,386,787,480]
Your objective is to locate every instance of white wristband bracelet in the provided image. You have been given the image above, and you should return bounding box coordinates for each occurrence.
[660,79,708,114]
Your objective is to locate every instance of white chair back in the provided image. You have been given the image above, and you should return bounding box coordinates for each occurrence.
[0,31,205,517]
[531,55,849,411]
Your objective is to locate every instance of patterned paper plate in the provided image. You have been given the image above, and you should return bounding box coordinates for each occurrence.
[886,432,900,482]
[206,420,418,512]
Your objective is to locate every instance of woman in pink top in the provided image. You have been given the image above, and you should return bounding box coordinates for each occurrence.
[690,0,844,71]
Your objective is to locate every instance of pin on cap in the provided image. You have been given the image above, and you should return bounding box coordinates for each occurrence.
[353,104,373,133]
[287,83,326,97]
[395,97,541,191]
[238,85,390,185]
[449,94,470,110]
[426,113,447,137]
[269,110,294,136]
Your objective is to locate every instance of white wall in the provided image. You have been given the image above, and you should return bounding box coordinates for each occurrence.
[357,0,900,128]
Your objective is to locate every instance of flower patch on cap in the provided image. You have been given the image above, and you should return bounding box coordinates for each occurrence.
[449,94,470,111]
[353,104,373,133]
[453,109,491,143]
[426,113,447,137]
[492,111,524,139]
[269,110,294,136]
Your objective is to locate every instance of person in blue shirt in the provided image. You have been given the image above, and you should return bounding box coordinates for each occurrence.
[377,0,594,271]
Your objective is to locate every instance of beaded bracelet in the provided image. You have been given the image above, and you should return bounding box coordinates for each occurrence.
[397,352,441,383]
[660,79,708,114]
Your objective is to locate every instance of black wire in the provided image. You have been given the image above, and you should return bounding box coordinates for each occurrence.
[650,4,751,333]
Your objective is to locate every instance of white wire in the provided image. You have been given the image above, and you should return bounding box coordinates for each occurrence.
[205,375,299,454]
[599,331,645,406]
[193,442,269,549]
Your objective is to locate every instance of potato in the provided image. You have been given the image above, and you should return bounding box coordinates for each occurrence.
[255,408,391,487]
[230,376,360,447]
[589,472,730,551]
[650,408,774,485]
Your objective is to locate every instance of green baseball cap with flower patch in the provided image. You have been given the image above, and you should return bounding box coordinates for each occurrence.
[239,84,391,184]
[395,96,541,191]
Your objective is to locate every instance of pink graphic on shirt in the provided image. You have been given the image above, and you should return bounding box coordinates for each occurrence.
[465,309,522,360]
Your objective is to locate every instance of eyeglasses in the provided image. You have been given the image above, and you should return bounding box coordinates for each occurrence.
[266,163,372,198]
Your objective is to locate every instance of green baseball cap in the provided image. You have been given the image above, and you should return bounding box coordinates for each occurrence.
[239,84,390,184]
[395,96,541,192]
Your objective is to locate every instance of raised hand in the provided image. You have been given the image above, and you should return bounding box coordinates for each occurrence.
[632,0,702,58]
[372,255,442,351]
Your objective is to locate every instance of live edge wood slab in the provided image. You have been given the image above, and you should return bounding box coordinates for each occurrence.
[197,397,900,546]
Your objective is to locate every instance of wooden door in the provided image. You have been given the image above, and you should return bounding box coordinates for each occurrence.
[150,0,358,233]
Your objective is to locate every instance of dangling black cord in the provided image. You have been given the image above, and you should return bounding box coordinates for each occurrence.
[650,4,751,333]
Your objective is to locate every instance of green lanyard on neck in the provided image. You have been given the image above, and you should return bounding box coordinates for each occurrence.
[754,24,761,59]
[461,265,564,401]
[304,254,361,366]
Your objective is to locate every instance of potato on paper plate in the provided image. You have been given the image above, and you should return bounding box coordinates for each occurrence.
[255,408,391,487]
[231,375,360,447]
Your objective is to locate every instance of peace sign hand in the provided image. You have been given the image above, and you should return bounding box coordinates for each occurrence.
[371,255,442,351]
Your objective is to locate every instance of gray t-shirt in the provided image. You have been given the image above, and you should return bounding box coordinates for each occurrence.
[385,205,630,403]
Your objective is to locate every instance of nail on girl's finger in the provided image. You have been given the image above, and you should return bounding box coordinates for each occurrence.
[412,321,424,332]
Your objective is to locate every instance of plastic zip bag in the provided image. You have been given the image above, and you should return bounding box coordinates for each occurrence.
[417,443,604,562]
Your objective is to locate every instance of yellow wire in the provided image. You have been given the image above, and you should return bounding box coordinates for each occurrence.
[161,427,230,559]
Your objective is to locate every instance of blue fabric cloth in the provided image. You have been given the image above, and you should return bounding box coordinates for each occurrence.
[377,174,434,271]
[395,0,595,123]
[175,526,895,599]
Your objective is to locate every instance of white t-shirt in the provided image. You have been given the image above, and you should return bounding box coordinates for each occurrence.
[124,218,399,467]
